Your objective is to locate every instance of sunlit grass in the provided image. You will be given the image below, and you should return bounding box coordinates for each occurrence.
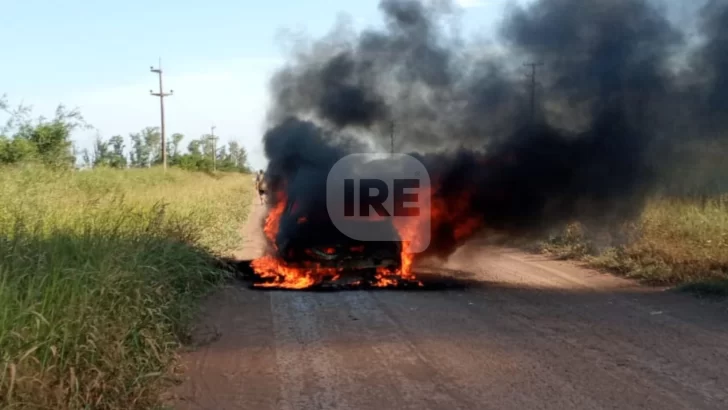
[0,164,253,409]
[541,196,728,295]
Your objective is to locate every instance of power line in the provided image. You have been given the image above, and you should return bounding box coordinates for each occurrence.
[524,61,544,125]
[150,58,173,171]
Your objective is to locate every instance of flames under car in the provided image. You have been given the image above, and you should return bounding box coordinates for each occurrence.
[274,196,403,275]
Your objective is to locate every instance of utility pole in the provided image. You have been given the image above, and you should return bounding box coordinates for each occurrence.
[210,126,218,172]
[524,62,544,125]
[150,59,173,171]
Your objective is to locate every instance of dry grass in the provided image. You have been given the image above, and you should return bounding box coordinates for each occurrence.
[0,164,253,409]
[540,196,728,296]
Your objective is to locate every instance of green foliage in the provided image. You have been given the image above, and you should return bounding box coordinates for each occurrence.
[0,136,37,163]
[92,134,128,168]
[170,135,251,173]
[91,129,252,173]
[0,96,89,168]
[129,127,160,168]
[169,132,184,158]
[0,165,254,409]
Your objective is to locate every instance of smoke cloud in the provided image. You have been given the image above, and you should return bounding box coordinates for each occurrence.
[261,0,728,261]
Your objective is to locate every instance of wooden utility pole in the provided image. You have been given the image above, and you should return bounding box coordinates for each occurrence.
[524,62,544,125]
[210,126,218,172]
[150,59,173,171]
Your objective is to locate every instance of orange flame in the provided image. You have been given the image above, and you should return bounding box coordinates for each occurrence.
[253,191,344,288]
[251,185,424,288]
[264,192,286,247]
[250,256,341,289]
[252,180,487,289]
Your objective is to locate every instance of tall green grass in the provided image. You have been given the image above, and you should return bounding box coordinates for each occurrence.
[0,165,253,409]
[540,195,728,295]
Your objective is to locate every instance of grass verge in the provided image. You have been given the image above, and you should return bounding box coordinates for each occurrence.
[539,196,728,296]
[0,164,253,409]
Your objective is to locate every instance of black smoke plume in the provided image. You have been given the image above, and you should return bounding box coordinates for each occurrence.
[262,0,728,261]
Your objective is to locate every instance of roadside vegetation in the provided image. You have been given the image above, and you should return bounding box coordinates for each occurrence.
[0,166,253,409]
[539,146,728,296]
[0,97,255,408]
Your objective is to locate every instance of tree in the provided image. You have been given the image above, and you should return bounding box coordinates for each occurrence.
[0,94,32,136]
[200,134,215,158]
[0,136,37,164]
[108,135,127,168]
[143,127,161,165]
[92,135,127,169]
[187,139,202,156]
[227,141,249,170]
[0,97,90,168]
[187,140,202,156]
[128,127,160,168]
[169,133,184,159]
[175,137,253,173]
[92,135,111,167]
[217,145,228,163]
[129,131,149,167]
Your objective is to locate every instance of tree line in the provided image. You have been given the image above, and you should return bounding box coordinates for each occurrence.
[1,96,252,173]
[85,128,251,173]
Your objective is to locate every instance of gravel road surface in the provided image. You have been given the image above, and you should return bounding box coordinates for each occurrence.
[167,200,728,410]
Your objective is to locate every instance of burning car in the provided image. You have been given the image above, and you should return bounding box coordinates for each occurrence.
[249,179,427,288]
[259,190,404,286]
[250,152,424,289]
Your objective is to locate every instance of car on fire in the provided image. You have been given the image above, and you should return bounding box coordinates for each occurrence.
[273,191,403,282]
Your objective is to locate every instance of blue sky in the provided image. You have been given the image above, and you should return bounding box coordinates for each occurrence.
[2,0,694,169]
[1,0,527,169]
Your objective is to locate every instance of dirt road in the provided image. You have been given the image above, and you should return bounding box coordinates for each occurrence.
[168,200,728,410]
